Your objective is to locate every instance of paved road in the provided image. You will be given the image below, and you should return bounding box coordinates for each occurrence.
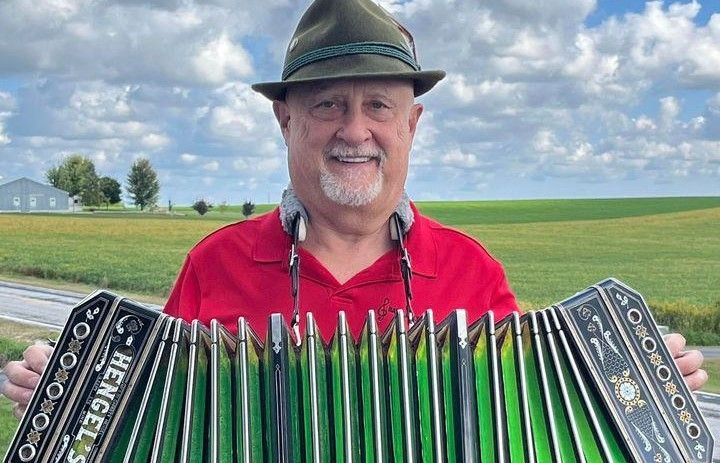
[0,280,161,329]
[0,279,718,460]
[696,346,720,360]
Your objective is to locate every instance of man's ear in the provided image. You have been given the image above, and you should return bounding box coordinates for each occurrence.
[273,100,291,143]
[408,103,424,137]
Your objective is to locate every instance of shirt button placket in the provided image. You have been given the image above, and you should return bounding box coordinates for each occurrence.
[330,294,354,315]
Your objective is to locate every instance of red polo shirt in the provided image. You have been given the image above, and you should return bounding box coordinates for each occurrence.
[164,205,518,342]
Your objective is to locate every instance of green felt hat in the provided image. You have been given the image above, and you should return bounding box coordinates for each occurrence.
[251,0,445,101]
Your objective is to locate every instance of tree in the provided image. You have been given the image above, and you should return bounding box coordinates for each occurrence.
[99,176,122,204]
[126,158,160,211]
[81,175,106,207]
[192,199,210,216]
[45,154,104,206]
[242,200,255,218]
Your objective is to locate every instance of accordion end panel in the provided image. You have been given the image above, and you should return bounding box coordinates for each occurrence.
[4,292,166,463]
[556,279,714,463]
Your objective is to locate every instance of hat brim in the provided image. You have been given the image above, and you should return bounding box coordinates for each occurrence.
[252,69,446,101]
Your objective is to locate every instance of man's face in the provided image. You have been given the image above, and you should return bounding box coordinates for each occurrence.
[274,79,423,216]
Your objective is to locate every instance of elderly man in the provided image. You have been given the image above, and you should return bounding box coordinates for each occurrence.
[2,0,707,420]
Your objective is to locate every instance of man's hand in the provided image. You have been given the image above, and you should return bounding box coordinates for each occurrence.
[664,333,707,391]
[1,343,53,420]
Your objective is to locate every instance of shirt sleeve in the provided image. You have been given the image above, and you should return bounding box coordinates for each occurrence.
[489,264,521,320]
[164,255,201,321]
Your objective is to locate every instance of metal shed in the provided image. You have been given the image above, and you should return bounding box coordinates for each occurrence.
[0,177,71,212]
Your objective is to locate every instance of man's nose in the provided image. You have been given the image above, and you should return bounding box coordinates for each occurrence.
[336,108,372,146]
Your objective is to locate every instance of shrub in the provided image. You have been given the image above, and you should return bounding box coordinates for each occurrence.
[192,199,210,216]
[242,200,255,218]
[650,299,720,345]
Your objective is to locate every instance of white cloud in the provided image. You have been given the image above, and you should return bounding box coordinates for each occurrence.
[635,116,657,131]
[180,153,198,164]
[0,91,15,111]
[442,74,520,107]
[69,85,134,119]
[533,130,567,155]
[0,122,10,145]
[0,93,15,145]
[563,34,622,98]
[0,1,257,86]
[441,148,478,168]
[659,96,680,128]
[140,133,171,150]
[192,33,253,84]
[203,82,276,142]
[203,160,219,171]
[233,156,282,174]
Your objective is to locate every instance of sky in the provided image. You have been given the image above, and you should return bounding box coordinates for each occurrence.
[0,0,718,205]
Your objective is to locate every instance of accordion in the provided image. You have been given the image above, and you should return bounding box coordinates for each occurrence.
[4,278,714,463]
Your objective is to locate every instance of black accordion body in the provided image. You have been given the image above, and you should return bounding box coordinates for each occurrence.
[4,278,714,462]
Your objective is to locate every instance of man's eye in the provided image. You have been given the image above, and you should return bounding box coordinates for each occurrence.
[370,101,389,110]
[309,100,343,120]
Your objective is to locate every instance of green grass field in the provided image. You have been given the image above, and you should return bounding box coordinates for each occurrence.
[0,197,718,306]
[417,196,720,225]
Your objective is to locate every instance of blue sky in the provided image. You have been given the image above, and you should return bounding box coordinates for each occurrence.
[0,0,718,205]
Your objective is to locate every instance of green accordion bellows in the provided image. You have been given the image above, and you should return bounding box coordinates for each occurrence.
[4,279,715,463]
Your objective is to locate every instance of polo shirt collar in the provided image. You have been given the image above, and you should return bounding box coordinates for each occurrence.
[252,203,437,278]
[404,202,437,278]
[253,208,291,264]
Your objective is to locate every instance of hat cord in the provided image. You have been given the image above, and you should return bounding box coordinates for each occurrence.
[282,41,420,81]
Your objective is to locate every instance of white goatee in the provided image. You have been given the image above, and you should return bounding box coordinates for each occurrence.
[320,143,386,207]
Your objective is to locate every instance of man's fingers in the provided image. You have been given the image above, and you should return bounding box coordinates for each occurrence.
[683,368,708,392]
[663,333,686,357]
[4,360,41,390]
[23,344,52,375]
[674,349,704,377]
[2,381,35,405]
[13,403,27,420]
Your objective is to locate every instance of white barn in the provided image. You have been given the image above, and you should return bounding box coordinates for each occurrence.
[0,177,71,212]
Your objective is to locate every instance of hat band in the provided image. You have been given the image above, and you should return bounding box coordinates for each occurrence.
[282,41,420,80]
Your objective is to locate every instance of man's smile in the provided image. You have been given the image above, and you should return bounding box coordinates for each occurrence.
[333,156,374,163]
[329,155,381,165]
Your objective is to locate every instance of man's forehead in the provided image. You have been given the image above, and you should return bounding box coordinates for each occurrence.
[288,78,414,98]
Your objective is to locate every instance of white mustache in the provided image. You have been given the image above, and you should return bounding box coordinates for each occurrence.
[325,144,386,161]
